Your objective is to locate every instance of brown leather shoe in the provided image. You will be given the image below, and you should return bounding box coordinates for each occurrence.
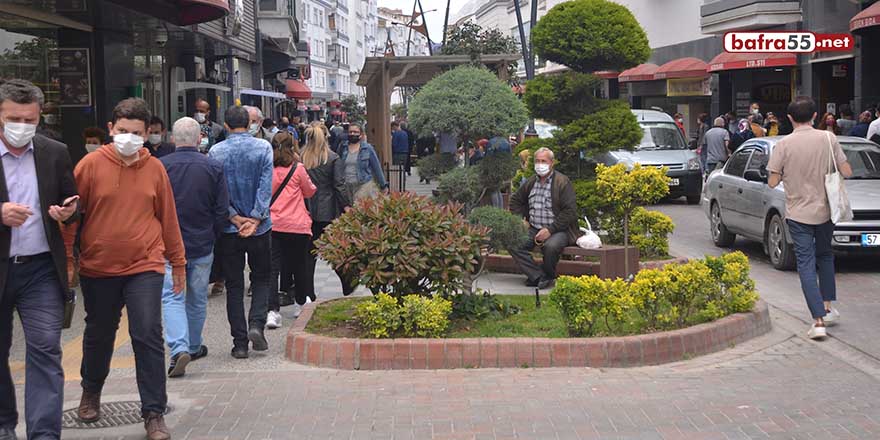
[77,389,101,422]
[144,412,171,440]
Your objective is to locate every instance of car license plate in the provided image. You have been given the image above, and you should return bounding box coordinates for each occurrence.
[668,178,680,186]
[862,234,880,247]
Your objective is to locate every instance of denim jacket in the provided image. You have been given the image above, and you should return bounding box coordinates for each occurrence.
[339,141,388,189]
[208,133,274,236]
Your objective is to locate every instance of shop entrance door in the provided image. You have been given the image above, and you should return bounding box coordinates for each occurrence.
[813,57,854,118]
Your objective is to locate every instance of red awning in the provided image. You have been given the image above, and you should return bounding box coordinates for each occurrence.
[310,105,322,111]
[178,0,229,26]
[707,52,797,72]
[851,2,880,33]
[654,58,708,79]
[594,71,619,79]
[285,79,312,100]
[618,63,659,82]
[328,100,342,107]
[330,109,342,116]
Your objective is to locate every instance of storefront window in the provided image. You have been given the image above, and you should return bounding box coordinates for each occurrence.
[0,16,63,138]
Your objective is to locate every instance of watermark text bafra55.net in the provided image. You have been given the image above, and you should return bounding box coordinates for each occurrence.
[724,32,853,53]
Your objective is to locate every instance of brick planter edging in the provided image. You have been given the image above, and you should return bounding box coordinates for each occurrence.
[285,299,771,370]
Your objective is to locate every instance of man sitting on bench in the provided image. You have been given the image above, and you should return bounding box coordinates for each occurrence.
[508,147,581,289]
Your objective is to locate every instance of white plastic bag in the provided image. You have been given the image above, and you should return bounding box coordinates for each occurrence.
[824,131,853,224]
[576,218,602,250]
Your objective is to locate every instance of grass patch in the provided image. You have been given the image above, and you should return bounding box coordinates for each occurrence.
[305,297,369,338]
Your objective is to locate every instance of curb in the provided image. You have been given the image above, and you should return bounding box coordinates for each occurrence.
[285,299,772,370]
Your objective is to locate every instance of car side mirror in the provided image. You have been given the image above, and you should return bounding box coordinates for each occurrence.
[743,169,767,183]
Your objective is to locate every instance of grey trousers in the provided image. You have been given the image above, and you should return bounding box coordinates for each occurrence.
[508,227,570,282]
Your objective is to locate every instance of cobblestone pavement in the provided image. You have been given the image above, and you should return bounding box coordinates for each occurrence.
[8,175,880,439]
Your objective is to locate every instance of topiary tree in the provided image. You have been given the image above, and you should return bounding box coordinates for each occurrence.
[467,206,529,290]
[595,163,670,275]
[525,0,649,168]
[409,65,529,153]
[441,21,520,81]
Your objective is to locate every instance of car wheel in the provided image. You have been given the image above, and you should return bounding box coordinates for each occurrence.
[767,214,796,271]
[686,194,701,205]
[710,202,736,247]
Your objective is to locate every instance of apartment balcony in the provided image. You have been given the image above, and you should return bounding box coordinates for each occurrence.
[701,0,802,35]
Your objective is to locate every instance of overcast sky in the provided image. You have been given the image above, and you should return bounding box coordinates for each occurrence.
[377,0,470,45]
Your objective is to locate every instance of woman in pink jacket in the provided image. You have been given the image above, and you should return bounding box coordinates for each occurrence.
[267,132,316,328]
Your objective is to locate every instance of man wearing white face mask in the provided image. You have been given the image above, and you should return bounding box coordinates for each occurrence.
[145,117,175,158]
[71,97,185,440]
[194,98,224,152]
[245,106,274,143]
[508,147,581,290]
[0,79,79,440]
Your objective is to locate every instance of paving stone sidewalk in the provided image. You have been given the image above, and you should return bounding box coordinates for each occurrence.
[44,324,880,440]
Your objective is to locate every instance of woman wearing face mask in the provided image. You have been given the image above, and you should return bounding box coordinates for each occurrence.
[82,127,107,154]
[300,125,353,298]
[339,123,387,202]
[674,113,687,138]
[817,112,841,135]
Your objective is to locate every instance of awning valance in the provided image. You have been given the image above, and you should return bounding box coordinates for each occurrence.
[707,52,797,72]
[618,63,659,82]
[177,0,229,26]
[851,2,880,33]
[594,71,619,79]
[241,89,285,99]
[654,58,708,79]
[285,79,312,100]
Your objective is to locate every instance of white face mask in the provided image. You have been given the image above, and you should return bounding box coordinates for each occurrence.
[194,112,207,123]
[199,137,209,152]
[85,143,101,153]
[2,121,37,148]
[148,134,162,145]
[43,114,57,125]
[752,108,760,115]
[113,133,144,157]
[535,163,551,177]
[248,123,260,136]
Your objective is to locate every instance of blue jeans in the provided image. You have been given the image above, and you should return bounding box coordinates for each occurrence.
[0,254,64,439]
[787,219,836,319]
[162,253,214,357]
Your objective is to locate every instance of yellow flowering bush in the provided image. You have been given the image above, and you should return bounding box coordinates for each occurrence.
[550,251,759,335]
[355,293,453,338]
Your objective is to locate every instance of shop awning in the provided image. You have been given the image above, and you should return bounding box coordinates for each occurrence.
[594,71,619,79]
[618,63,659,82]
[310,105,322,111]
[707,52,797,72]
[851,2,880,33]
[654,58,708,79]
[241,89,286,99]
[285,79,312,100]
[330,109,343,116]
[177,0,229,26]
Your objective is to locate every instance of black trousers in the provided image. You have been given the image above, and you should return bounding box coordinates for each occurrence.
[209,239,224,284]
[0,254,64,439]
[80,271,166,416]
[310,222,354,295]
[219,232,271,349]
[271,231,314,309]
[508,227,571,282]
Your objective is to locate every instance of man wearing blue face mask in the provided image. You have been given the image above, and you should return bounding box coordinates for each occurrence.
[507,147,580,290]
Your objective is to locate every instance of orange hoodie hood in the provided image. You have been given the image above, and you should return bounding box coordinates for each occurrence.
[96,143,153,188]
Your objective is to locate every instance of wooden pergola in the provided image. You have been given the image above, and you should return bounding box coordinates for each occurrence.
[356,54,521,187]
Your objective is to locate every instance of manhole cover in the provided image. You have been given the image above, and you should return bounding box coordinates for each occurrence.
[62,401,171,429]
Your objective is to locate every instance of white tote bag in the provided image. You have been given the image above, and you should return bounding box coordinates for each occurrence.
[824,131,853,224]
[576,218,602,250]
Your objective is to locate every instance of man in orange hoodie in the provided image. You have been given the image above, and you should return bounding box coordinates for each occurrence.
[72,98,185,440]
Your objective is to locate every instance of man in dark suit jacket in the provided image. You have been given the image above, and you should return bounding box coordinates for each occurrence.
[0,79,79,440]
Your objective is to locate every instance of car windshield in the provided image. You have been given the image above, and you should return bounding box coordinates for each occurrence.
[636,123,688,150]
[843,142,880,179]
[534,123,557,139]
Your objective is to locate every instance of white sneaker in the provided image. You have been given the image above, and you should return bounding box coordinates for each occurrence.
[305,297,313,305]
[807,323,827,340]
[266,311,282,330]
[823,308,840,326]
[292,303,302,318]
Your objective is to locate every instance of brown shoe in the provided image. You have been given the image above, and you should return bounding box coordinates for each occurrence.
[77,389,101,422]
[144,412,171,440]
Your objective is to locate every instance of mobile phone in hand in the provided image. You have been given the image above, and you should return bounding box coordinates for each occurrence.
[62,195,80,207]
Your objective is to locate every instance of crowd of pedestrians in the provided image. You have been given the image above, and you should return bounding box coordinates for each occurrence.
[0,78,388,440]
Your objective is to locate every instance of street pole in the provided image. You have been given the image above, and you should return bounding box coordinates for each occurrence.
[418,0,433,56]
[442,0,452,47]
[514,0,537,136]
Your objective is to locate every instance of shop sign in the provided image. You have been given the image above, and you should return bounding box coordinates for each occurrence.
[52,48,91,107]
[667,78,711,97]
[832,64,848,78]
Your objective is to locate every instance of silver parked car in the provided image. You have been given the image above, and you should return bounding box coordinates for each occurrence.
[702,135,880,270]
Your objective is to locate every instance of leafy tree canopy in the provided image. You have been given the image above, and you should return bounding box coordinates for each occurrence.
[442,21,518,58]
[555,100,644,157]
[523,72,603,125]
[408,66,528,140]
[531,0,650,73]
[340,95,365,126]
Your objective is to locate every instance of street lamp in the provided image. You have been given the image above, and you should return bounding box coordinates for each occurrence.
[513,0,538,137]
